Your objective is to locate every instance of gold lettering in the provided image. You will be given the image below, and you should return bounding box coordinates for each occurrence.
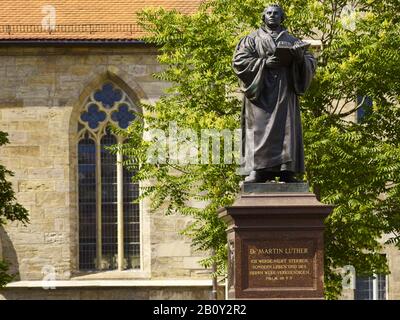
[284,247,308,254]
[288,259,308,263]
[249,271,264,276]
[249,247,309,256]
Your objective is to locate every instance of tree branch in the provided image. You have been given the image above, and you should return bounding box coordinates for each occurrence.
[338,95,366,118]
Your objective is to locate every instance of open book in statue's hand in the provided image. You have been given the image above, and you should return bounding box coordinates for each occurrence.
[274,41,311,66]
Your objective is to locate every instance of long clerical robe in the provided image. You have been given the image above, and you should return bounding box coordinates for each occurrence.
[233,26,316,174]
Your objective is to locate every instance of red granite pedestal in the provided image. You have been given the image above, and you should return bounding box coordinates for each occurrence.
[218,183,333,300]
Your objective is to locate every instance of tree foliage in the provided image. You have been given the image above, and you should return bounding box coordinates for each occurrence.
[0,131,29,287]
[118,0,400,298]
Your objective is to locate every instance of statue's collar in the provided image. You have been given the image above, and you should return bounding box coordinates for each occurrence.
[259,25,287,42]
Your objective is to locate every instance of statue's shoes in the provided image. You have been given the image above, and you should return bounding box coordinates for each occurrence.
[244,170,266,183]
[280,175,302,183]
[244,170,282,183]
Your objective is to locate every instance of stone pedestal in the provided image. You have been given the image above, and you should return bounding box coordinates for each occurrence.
[218,183,333,300]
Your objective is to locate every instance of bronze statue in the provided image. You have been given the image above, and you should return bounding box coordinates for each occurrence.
[233,4,317,183]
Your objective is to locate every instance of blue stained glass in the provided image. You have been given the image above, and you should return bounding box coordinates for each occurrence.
[78,137,96,270]
[94,83,123,108]
[356,95,373,123]
[81,104,107,129]
[111,104,136,129]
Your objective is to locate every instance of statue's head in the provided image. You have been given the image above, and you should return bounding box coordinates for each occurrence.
[262,4,285,28]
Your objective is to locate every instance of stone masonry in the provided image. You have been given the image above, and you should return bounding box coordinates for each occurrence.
[0,45,211,299]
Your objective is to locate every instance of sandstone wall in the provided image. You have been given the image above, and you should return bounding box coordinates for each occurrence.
[385,244,400,299]
[0,45,209,284]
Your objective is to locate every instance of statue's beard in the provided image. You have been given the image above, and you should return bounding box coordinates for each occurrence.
[265,22,281,31]
[265,21,281,30]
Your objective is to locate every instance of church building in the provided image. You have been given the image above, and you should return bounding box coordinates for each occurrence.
[0,0,399,300]
[0,0,216,300]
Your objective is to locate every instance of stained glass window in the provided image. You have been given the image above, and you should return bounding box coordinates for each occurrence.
[101,131,118,270]
[356,95,373,123]
[78,136,97,270]
[94,83,123,109]
[123,158,140,269]
[77,82,139,271]
[111,104,136,129]
[80,104,107,129]
[355,274,386,300]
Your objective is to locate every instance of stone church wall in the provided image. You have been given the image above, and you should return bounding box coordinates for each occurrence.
[0,45,209,288]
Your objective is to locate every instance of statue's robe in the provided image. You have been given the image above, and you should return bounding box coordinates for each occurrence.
[233,27,316,174]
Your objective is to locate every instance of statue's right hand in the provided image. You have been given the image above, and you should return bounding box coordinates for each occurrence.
[265,56,280,68]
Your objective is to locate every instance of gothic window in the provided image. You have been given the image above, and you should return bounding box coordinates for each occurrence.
[78,82,140,271]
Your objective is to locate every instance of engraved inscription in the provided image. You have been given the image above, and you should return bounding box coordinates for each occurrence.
[247,240,315,288]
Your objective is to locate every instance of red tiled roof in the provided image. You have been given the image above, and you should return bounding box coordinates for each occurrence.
[0,0,203,41]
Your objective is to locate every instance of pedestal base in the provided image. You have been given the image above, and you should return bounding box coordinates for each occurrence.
[218,183,333,300]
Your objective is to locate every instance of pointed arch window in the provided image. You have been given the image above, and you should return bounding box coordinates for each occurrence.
[78,82,140,271]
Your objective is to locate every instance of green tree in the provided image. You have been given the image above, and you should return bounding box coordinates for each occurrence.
[118,0,400,298]
[0,131,29,287]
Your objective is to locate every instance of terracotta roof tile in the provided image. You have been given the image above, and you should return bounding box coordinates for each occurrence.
[0,0,203,41]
